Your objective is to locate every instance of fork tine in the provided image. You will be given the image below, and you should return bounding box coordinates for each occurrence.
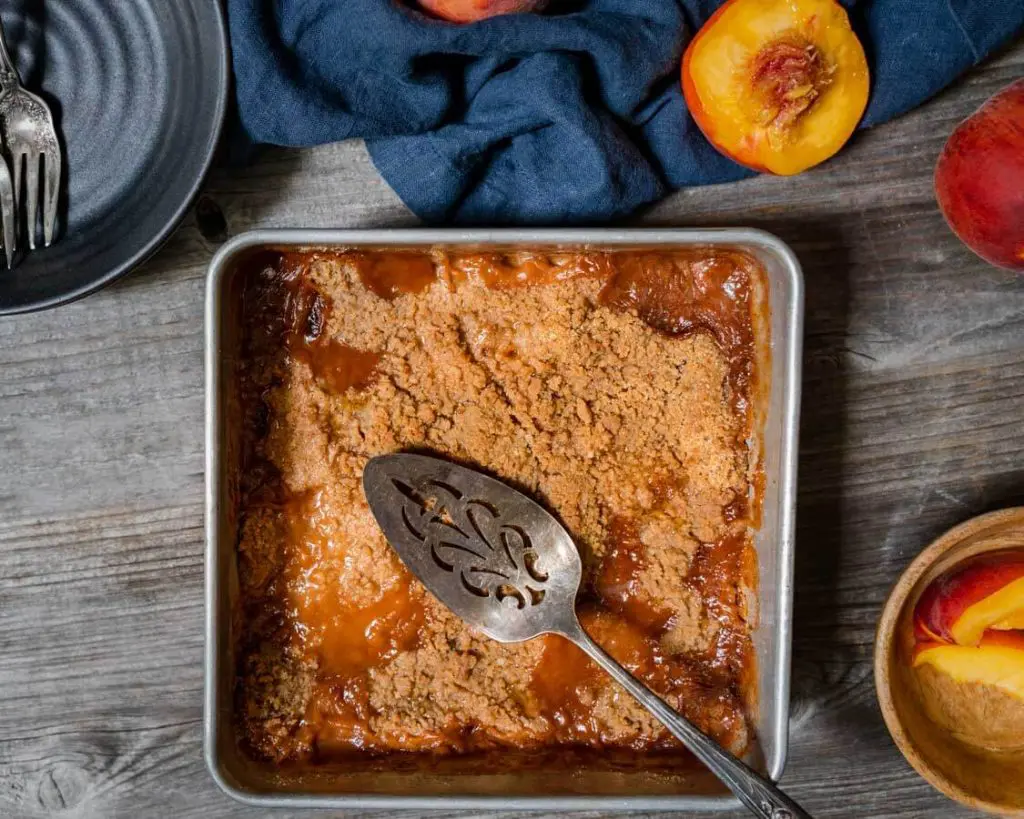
[43,150,60,247]
[25,152,39,250]
[11,151,21,216]
[0,158,14,269]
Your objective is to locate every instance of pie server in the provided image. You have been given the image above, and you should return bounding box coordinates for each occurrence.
[363,452,811,819]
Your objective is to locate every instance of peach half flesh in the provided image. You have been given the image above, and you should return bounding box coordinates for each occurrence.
[913,550,1024,647]
[682,0,869,175]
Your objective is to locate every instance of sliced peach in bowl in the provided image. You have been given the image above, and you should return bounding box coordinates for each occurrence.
[913,550,1024,647]
[875,509,1024,815]
[682,0,869,175]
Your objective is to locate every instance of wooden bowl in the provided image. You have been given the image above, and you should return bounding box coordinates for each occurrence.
[875,508,1024,816]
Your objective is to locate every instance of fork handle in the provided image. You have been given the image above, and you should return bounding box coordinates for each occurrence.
[562,621,813,819]
[0,17,21,93]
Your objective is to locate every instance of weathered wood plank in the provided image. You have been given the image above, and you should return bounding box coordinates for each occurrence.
[0,37,1021,819]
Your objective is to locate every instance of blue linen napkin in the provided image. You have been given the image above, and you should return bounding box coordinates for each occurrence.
[228,0,1024,223]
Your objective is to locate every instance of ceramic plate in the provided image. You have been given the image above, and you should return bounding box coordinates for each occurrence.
[0,0,228,315]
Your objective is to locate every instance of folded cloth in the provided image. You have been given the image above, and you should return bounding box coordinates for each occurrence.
[228,0,1024,223]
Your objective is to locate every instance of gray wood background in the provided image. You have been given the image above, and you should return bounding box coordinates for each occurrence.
[1,34,1022,819]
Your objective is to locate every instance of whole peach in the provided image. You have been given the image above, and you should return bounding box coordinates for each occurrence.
[417,0,545,23]
[935,79,1024,271]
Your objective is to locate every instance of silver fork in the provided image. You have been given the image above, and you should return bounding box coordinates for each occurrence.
[0,16,60,259]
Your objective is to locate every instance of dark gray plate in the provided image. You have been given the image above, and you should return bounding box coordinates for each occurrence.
[0,0,228,315]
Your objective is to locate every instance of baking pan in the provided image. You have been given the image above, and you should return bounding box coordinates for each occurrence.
[204,228,803,810]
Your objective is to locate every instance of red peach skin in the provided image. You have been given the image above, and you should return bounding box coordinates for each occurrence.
[418,0,545,23]
[935,79,1024,271]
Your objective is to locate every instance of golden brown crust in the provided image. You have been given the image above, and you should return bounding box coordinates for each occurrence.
[233,248,762,763]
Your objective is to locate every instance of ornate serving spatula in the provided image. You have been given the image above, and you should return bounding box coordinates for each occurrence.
[363,453,810,819]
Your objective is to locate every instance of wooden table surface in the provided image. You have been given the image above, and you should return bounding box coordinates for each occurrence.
[1,37,1022,819]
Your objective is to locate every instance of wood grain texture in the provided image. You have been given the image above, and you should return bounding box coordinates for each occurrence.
[1,37,1022,819]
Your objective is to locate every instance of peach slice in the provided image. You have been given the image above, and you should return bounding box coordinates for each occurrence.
[994,611,1024,631]
[913,631,1024,750]
[681,0,869,175]
[913,550,1024,647]
[914,631,1024,700]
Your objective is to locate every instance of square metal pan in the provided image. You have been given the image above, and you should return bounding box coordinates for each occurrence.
[205,228,803,811]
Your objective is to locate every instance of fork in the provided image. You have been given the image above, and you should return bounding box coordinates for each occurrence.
[0,121,12,268]
[0,16,60,260]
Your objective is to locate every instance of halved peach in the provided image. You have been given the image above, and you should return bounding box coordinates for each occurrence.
[913,550,1024,647]
[681,0,869,175]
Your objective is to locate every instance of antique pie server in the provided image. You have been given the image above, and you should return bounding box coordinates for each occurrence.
[363,453,811,819]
